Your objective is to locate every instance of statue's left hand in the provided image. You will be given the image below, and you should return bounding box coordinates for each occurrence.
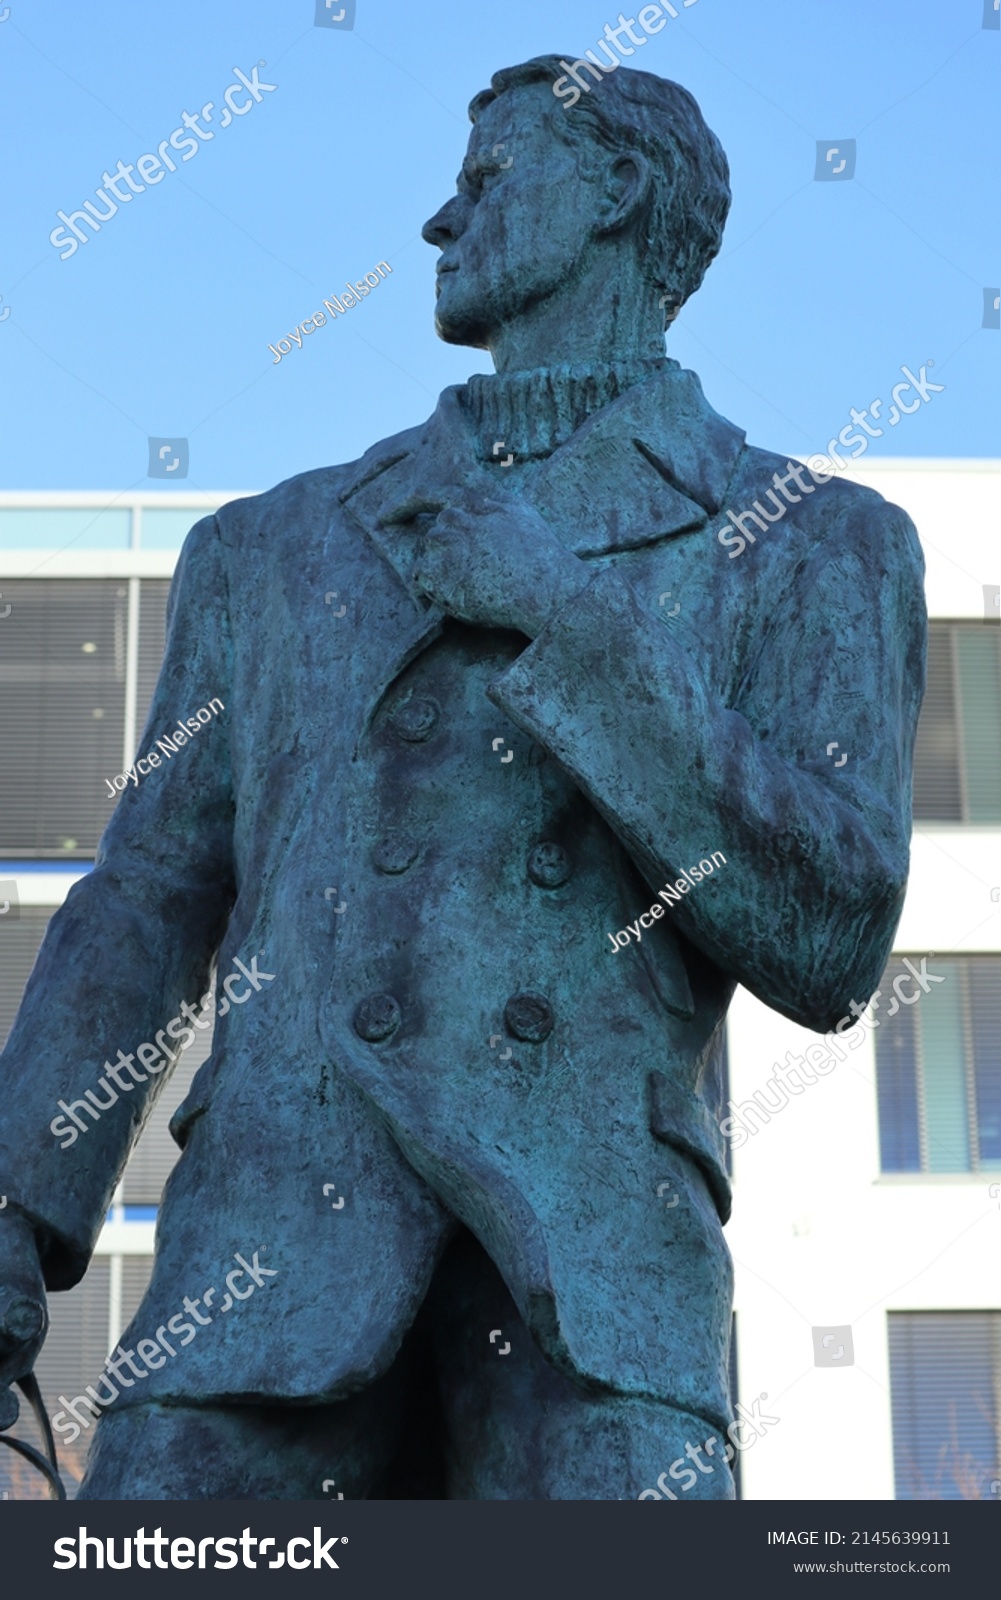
[0,1205,48,1433]
[382,488,589,637]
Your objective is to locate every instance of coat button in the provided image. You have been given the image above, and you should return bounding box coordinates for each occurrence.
[353,993,401,1043]
[389,696,440,742]
[504,992,555,1043]
[373,834,421,874]
[527,841,572,889]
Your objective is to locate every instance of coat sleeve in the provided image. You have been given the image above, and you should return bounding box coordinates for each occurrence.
[0,514,236,1288]
[489,494,926,1033]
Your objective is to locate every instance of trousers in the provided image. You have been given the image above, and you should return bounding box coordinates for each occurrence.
[77,1229,734,1500]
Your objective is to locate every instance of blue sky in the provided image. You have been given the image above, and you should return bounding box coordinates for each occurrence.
[0,0,997,499]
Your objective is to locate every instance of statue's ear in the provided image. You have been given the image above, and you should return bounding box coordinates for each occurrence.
[595,150,653,237]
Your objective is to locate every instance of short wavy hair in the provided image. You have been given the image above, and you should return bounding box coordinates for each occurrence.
[469,56,730,323]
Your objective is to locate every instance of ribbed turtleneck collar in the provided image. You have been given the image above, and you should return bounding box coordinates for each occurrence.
[460,357,672,464]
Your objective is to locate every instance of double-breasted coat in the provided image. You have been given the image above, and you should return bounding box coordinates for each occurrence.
[0,359,925,1434]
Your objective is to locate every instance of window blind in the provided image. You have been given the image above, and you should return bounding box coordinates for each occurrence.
[0,580,128,856]
[876,956,1001,1173]
[135,578,171,747]
[913,622,1001,824]
[888,1312,1001,1500]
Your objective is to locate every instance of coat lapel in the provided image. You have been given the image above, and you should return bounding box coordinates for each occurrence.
[525,362,746,556]
[336,363,746,707]
[337,391,495,729]
[338,387,494,589]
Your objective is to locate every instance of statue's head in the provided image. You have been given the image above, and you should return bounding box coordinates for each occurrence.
[422,55,730,361]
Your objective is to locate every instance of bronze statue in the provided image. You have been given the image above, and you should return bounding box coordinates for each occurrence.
[0,56,925,1499]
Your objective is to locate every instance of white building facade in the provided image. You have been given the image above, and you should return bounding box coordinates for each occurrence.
[727,461,1000,1500]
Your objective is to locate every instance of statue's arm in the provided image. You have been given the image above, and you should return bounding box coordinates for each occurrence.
[490,500,926,1032]
[0,514,236,1290]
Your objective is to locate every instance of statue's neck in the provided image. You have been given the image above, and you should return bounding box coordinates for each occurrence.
[460,356,670,463]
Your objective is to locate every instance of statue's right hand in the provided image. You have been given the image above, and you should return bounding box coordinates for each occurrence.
[0,1206,48,1431]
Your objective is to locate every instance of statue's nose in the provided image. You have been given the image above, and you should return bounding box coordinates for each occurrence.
[422,195,469,248]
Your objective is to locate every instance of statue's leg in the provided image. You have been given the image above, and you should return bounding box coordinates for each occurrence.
[76,1359,413,1500]
[428,1231,735,1502]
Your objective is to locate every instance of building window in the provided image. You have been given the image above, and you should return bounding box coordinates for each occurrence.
[912,621,1001,824]
[875,956,1001,1174]
[0,580,128,857]
[135,578,170,741]
[888,1312,1001,1500]
[0,578,171,857]
[0,506,130,551]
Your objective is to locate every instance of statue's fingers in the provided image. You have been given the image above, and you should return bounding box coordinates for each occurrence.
[379,492,448,528]
[381,486,508,528]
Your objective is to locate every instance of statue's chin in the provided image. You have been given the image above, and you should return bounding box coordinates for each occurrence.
[433,309,490,350]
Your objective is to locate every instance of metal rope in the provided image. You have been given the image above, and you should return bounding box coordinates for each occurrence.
[0,1373,67,1500]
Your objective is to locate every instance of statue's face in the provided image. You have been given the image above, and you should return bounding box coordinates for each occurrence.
[423,82,599,350]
